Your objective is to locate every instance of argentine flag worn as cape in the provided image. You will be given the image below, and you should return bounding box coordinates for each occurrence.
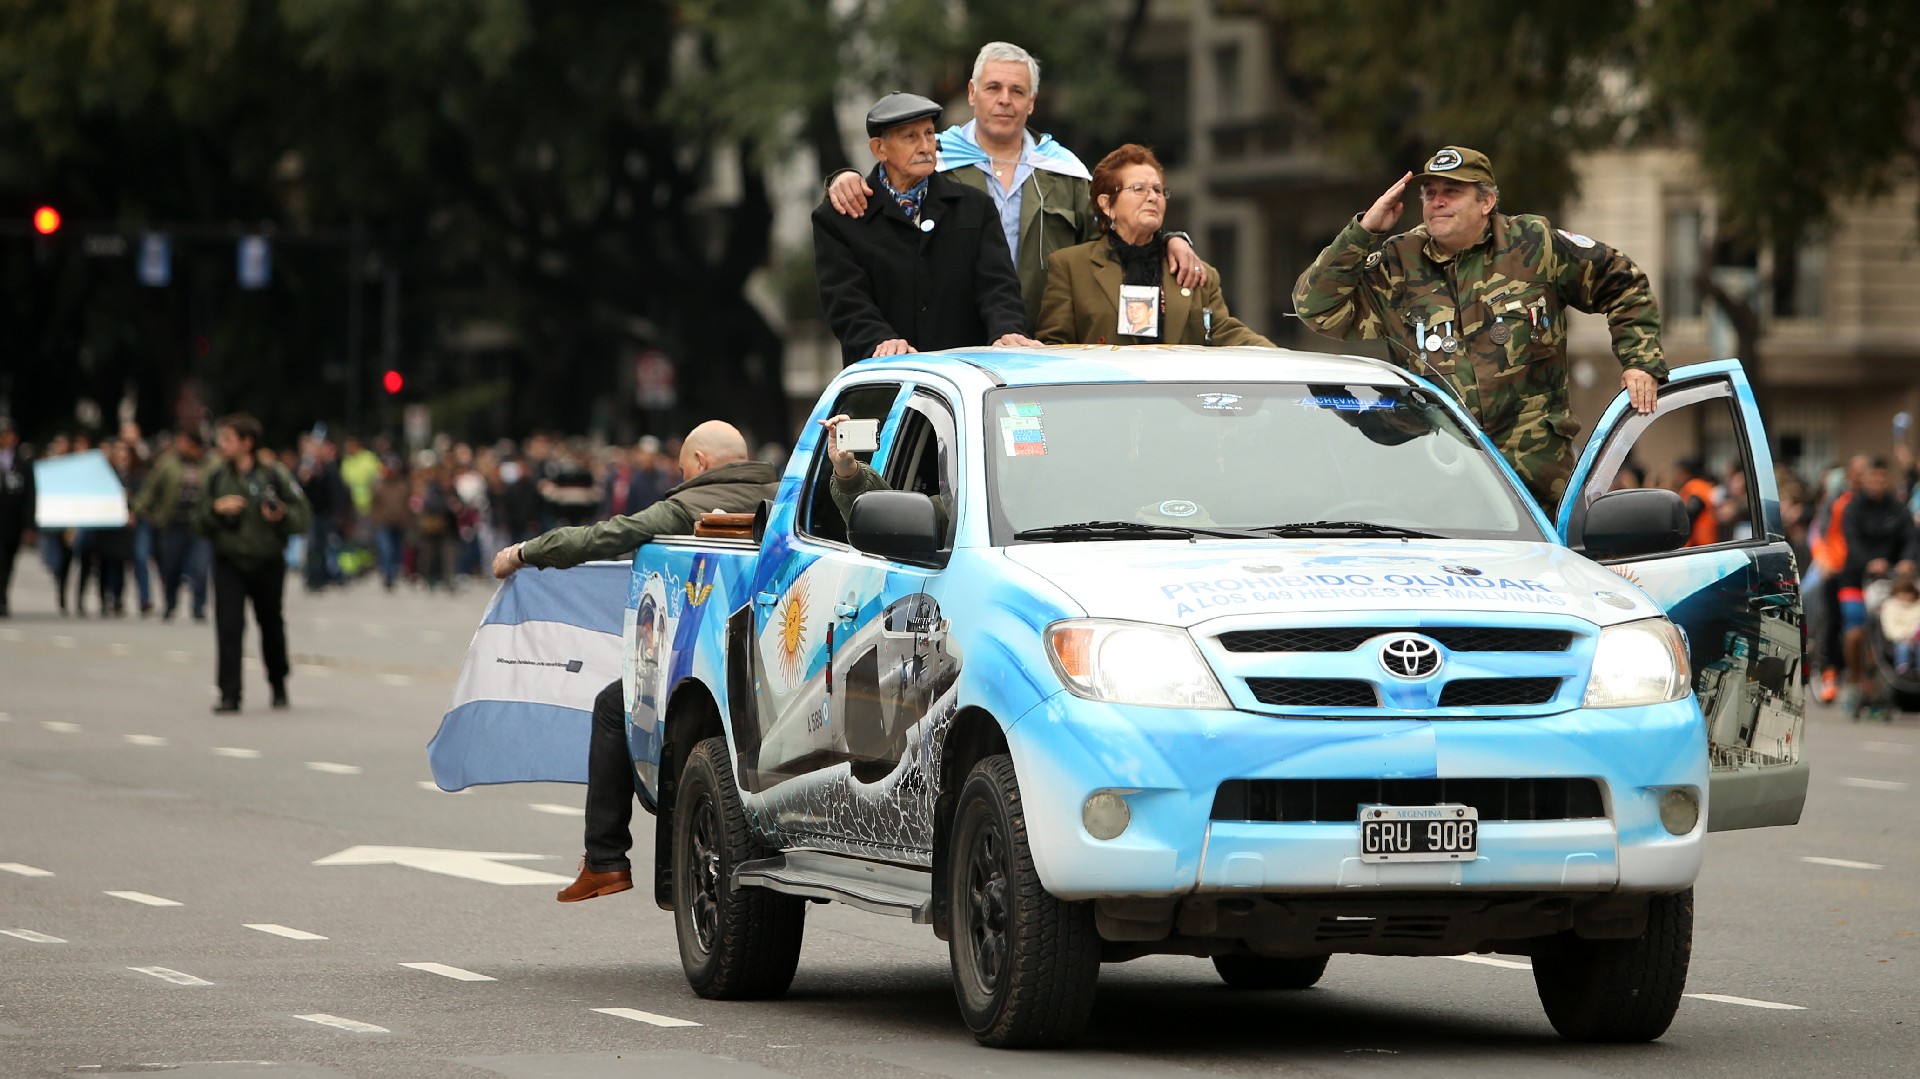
[936,120,1091,181]
[427,562,629,791]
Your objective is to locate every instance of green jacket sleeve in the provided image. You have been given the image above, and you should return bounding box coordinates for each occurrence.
[189,466,223,537]
[520,499,697,570]
[829,462,890,525]
[131,458,172,522]
[1545,229,1668,381]
[1291,215,1395,342]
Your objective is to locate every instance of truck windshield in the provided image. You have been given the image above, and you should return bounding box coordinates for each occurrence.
[985,382,1544,543]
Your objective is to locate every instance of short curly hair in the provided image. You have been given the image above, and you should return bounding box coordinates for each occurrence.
[1089,143,1165,232]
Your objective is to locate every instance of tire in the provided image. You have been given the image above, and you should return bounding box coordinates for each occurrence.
[947,754,1101,1047]
[1531,889,1692,1042]
[1211,954,1330,990]
[673,736,806,999]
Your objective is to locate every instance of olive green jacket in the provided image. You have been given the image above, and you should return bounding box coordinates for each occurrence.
[190,459,312,568]
[1037,239,1271,348]
[520,461,781,569]
[132,451,207,527]
[944,164,1101,326]
[1291,212,1666,504]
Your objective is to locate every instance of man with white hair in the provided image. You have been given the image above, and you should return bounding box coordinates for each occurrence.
[825,41,1205,324]
[493,420,780,902]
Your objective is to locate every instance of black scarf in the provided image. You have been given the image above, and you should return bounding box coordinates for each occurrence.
[1107,230,1165,342]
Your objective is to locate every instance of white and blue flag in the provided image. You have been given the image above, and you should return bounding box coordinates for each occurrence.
[33,450,129,528]
[428,562,629,791]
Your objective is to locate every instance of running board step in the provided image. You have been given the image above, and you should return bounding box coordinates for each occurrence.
[733,851,933,923]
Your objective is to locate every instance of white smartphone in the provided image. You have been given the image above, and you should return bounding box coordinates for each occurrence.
[834,418,880,455]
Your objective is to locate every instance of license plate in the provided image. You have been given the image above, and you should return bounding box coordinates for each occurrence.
[1358,804,1479,863]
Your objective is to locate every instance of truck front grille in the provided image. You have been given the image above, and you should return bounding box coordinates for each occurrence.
[1436,677,1563,707]
[1211,777,1606,822]
[1219,627,1574,653]
[1247,678,1377,708]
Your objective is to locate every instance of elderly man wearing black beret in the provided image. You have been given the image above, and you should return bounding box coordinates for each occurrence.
[812,92,1039,364]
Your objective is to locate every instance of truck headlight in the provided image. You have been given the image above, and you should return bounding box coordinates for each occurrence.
[1584,617,1690,708]
[1047,619,1230,709]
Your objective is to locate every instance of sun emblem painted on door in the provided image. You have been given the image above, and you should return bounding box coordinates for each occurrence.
[776,585,810,682]
[1608,565,1643,586]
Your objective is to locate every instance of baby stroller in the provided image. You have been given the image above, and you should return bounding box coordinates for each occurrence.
[1856,577,1920,720]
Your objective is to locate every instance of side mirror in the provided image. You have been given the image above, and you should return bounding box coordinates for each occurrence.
[1581,488,1689,560]
[847,490,941,565]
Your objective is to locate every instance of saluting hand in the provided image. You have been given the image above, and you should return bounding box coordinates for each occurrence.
[1361,172,1413,234]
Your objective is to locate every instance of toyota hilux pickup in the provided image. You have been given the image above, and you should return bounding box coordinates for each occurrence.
[433,346,1806,1048]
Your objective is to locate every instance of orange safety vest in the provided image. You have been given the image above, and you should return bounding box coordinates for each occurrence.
[1680,477,1719,547]
[1810,490,1852,573]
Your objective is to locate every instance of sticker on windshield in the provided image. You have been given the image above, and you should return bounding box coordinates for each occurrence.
[1004,402,1044,419]
[1197,393,1243,411]
[999,415,1047,457]
[1297,390,1399,413]
[1158,500,1199,518]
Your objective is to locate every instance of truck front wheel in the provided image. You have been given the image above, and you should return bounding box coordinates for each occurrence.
[1531,888,1692,1042]
[674,736,806,999]
[947,754,1100,1047]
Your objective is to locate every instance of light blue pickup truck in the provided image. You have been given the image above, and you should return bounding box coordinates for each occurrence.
[459,346,1807,1048]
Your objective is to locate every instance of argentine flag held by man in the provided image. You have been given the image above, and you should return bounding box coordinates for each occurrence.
[428,562,629,791]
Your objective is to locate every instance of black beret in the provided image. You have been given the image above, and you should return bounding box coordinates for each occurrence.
[865,92,942,138]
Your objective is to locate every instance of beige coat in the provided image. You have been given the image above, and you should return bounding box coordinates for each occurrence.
[1036,238,1272,348]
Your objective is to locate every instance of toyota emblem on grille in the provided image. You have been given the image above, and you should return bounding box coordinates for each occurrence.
[1379,634,1442,679]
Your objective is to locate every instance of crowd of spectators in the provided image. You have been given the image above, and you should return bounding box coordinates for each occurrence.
[10,422,788,615]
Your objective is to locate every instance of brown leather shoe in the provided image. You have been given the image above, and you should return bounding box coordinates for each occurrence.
[556,859,633,903]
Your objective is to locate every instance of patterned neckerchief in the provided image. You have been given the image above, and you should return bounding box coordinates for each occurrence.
[876,168,931,222]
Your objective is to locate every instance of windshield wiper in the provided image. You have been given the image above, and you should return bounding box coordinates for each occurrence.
[1255,520,1441,539]
[1013,520,1259,542]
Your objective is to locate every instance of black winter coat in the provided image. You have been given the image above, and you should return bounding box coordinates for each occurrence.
[812,167,1027,365]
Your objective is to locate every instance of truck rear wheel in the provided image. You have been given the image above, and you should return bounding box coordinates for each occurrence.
[1532,889,1691,1042]
[947,754,1100,1047]
[674,736,806,999]
[1211,954,1330,990]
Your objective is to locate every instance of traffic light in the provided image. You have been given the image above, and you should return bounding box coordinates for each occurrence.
[32,206,61,235]
[382,369,404,395]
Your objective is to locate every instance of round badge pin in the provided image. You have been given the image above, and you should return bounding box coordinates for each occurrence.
[1490,322,1511,346]
[1425,333,1443,352]
[1180,287,1192,297]
[919,218,935,233]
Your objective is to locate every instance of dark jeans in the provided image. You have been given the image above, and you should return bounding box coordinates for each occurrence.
[0,529,19,612]
[158,524,210,617]
[213,556,289,704]
[585,679,638,872]
[374,525,406,587]
[132,520,153,608]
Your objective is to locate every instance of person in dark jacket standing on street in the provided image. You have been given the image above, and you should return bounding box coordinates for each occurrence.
[134,429,214,621]
[192,413,311,713]
[492,420,781,903]
[0,416,34,617]
[1839,458,1916,715]
[812,92,1038,365]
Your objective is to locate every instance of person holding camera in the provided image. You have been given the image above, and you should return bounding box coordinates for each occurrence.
[192,413,311,713]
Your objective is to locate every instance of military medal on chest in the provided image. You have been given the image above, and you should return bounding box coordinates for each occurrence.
[1439,320,1458,354]
[1490,317,1511,346]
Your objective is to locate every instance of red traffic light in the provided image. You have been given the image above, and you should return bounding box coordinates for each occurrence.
[32,206,61,235]
[382,369,404,395]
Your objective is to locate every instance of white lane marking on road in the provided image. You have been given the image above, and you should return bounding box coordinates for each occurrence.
[377,673,413,687]
[362,624,391,637]
[295,664,333,679]
[1685,993,1805,1010]
[529,803,586,817]
[401,962,495,982]
[245,923,328,941]
[420,629,445,644]
[0,862,54,877]
[592,1007,701,1028]
[107,643,130,656]
[306,761,362,775]
[2,929,66,943]
[1840,777,1910,791]
[294,1013,390,1033]
[41,721,81,733]
[1446,954,1532,970]
[130,966,212,986]
[1863,741,1914,754]
[52,635,77,649]
[124,734,168,747]
[213,747,261,759]
[165,650,191,664]
[1801,856,1884,871]
[314,845,571,886]
[105,891,183,907]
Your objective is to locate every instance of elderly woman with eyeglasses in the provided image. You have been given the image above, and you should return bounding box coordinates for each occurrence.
[1036,144,1272,347]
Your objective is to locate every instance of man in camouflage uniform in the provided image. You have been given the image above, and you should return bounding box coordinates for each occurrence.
[1292,146,1664,507]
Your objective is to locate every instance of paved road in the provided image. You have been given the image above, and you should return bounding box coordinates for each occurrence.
[2,567,1914,1078]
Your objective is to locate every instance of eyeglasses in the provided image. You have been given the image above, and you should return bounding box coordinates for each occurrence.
[1117,181,1170,199]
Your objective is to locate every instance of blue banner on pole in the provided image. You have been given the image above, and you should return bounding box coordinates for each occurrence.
[237,235,271,290]
[138,233,171,287]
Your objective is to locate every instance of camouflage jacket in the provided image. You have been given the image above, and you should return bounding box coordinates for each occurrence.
[1291,213,1667,503]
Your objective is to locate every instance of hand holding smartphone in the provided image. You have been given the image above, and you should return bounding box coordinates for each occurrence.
[833,418,880,455]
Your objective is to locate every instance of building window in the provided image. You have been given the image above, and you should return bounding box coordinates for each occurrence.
[1214,45,1242,121]
[1663,206,1704,318]
[1771,238,1826,319]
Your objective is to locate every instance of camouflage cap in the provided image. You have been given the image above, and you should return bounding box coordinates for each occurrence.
[1415,146,1497,188]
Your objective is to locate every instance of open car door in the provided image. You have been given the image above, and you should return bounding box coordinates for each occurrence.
[1559,359,1808,830]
